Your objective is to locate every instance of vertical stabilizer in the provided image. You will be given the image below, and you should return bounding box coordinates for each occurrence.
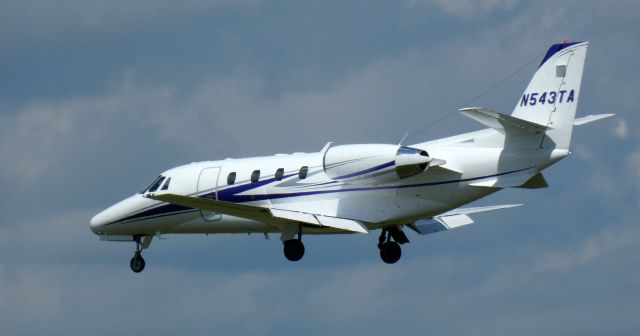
[512,41,588,149]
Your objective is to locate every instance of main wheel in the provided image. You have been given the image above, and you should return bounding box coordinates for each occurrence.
[283,239,305,261]
[379,241,401,264]
[130,253,146,273]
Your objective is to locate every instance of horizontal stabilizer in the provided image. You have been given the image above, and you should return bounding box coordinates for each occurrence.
[409,204,521,236]
[573,114,615,126]
[469,168,538,188]
[460,107,549,134]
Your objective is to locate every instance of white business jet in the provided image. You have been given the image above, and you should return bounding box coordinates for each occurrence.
[90,41,612,273]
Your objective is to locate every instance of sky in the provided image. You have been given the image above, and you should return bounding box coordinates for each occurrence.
[1,0,639,334]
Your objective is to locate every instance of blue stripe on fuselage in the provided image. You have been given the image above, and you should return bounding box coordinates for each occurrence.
[109,167,531,225]
[332,160,395,180]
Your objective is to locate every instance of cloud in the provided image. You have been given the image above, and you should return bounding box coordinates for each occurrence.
[612,118,629,138]
[1,1,639,335]
[0,78,175,184]
[627,150,640,189]
[0,45,502,186]
[0,0,263,37]
[532,224,640,272]
[406,0,520,18]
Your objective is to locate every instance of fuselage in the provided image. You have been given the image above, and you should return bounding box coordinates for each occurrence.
[89,128,566,238]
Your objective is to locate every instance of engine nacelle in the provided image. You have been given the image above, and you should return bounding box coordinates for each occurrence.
[322,144,434,184]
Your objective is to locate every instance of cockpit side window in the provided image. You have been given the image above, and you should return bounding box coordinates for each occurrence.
[140,176,163,194]
[147,176,166,193]
[161,177,171,190]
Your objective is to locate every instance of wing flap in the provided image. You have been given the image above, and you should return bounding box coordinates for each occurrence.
[315,215,368,233]
[271,208,368,233]
[270,208,320,225]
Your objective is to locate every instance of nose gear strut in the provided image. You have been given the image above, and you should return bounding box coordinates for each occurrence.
[130,235,146,273]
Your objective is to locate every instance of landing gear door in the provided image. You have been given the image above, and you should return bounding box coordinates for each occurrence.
[197,167,222,221]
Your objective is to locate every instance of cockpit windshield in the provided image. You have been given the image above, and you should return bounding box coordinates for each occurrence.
[139,176,166,194]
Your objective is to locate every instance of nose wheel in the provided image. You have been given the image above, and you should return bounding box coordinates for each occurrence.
[130,252,146,273]
[129,235,147,273]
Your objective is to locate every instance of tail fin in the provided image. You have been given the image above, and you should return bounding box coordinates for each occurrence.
[511,41,588,149]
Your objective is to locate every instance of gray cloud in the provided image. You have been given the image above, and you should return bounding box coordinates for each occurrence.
[0,0,263,38]
[406,0,521,18]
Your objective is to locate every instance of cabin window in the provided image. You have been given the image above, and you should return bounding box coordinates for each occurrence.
[147,176,166,193]
[251,170,260,183]
[227,172,236,185]
[161,177,171,190]
[299,166,308,179]
[275,168,284,181]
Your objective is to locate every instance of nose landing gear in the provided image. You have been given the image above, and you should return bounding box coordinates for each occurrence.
[130,252,145,273]
[129,235,152,273]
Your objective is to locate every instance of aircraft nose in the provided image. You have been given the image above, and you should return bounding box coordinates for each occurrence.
[89,210,110,234]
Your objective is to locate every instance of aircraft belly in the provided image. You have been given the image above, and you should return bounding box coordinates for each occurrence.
[167,215,276,234]
[356,182,498,226]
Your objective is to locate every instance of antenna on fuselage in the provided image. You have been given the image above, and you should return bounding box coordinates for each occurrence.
[397,132,409,146]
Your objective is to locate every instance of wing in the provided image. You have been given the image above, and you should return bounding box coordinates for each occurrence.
[407,204,522,236]
[144,193,368,234]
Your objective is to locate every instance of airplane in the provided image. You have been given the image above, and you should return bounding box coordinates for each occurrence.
[90,41,613,273]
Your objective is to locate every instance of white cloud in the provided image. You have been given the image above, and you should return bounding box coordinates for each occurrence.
[612,118,629,138]
[1,46,494,185]
[532,224,640,272]
[0,80,175,184]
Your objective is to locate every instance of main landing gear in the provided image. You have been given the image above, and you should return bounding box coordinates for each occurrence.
[282,224,305,261]
[377,226,409,264]
[129,235,152,273]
